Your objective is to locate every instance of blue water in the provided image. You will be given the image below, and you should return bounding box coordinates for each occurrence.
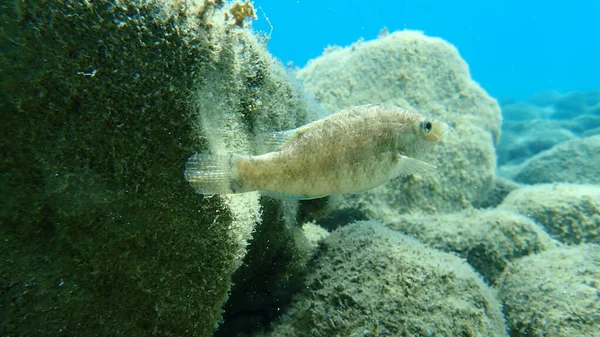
[253,0,600,101]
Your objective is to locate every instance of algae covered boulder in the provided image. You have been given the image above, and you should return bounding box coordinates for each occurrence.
[474,176,522,209]
[573,114,600,132]
[498,244,600,337]
[499,183,600,244]
[500,102,544,121]
[511,135,600,184]
[552,91,590,119]
[267,221,508,337]
[1,1,312,336]
[497,122,578,165]
[297,30,501,216]
[384,209,558,284]
[528,90,562,107]
[497,92,600,166]
[583,126,600,137]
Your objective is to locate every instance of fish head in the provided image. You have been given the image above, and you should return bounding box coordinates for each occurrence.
[417,118,448,142]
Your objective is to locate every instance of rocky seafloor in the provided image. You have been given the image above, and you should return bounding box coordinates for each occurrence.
[2,1,598,337]
[256,32,600,337]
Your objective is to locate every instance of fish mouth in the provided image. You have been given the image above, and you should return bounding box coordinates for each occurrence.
[424,121,449,142]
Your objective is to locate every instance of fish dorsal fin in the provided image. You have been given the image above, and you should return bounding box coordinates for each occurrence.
[255,129,297,153]
[393,153,436,178]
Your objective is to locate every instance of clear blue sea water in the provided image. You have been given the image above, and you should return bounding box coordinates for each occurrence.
[252,0,600,101]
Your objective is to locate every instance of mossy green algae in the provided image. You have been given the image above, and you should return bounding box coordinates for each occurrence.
[0,1,310,335]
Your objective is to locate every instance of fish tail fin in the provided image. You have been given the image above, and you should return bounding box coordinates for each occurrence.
[184,153,242,195]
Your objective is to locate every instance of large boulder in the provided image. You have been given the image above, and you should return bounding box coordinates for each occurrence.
[547,90,600,119]
[499,183,600,244]
[583,126,600,137]
[500,102,545,121]
[552,91,589,119]
[497,123,578,165]
[267,221,508,337]
[591,102,600,116]
[0,1,313,336]
[527,90,562,107]
[510,135,600,184]
[498,244,600,337]
[474,176,522,209]
[572,114,600,132]
[297,30,501,216]
[384,209,558,283]
[497,91,600,166]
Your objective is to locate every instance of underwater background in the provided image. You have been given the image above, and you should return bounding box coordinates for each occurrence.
[254,0,600,100]
[1,1,598,337]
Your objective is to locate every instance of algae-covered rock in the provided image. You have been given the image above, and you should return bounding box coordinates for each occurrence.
[573,114,600,131]
[0,1,312,336]
[302,221,330,249]
[583,89,600,107]
[591,102,600,116]
[497,91,600,168]
[497,124,578,165]
[511,135,600,184]
[296,30,501,216]
[528,90,562,107]
[583,126,600,137]
[499,183,600,244]
[498,244,600,337]
[552,91,589,119]
[497,117,591,165]
[216,198,313,337]
[501,102,543,121]
[474,177,522,209]
[384,209,558,284]
[502,118,586,136]
[267,221,508,337]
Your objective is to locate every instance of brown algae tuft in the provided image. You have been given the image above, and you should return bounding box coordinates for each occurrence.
[228,0,257,27]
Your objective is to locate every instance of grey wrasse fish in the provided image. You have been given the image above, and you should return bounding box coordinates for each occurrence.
[185,104,448,199]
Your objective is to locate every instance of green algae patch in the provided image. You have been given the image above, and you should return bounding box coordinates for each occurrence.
[499,183,600,245]
[0,1,311,336]
[267,221,508,337]
[499,244,600,337]
[384,208,558,284]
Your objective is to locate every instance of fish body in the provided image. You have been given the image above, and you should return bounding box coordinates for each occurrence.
[185,104,448,199]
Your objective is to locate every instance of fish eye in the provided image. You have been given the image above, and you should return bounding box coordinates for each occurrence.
[423,121,432,133]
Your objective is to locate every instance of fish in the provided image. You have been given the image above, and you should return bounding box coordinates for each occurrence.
[184,104,448,199]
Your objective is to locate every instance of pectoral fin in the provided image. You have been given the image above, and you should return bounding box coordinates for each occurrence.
[393,153,436,177]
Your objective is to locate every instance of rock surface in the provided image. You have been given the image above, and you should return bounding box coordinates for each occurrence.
[552,91,590,119]
[498,244,600,337]
[498,121,578,165]
[497,90,600,166]
[384,209,558,283]
[499,183,600,244]
[474,177,522,209]
[510,135,600,184]
[500,102,546,121]
[297,30,501,216]
[0,1,313,336]
[267,221,508,337]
